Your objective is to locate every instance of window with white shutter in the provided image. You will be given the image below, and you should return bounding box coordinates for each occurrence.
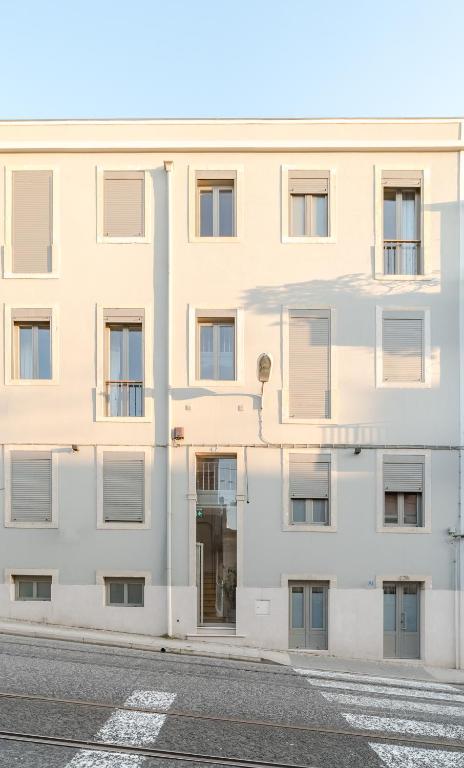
[289,453,330,525]
[288,171,329,237]
[103,171,145,238]
[103,452,144,523]
[11,451,52,523]
[12,170,53,273]
[382,311,424,383]
[383,455,424,527]
[289,310,330,419]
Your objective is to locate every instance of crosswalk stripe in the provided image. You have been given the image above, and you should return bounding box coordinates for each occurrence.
[342,712,464,740]
[66,690,176,767]
[306,678,464,703]
[321,691,464,719]
[369,743,464,767]
[293,667,459,693]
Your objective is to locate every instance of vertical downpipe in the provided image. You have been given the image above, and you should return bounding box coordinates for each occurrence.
[164,160,173,637]
[458,129,464,668]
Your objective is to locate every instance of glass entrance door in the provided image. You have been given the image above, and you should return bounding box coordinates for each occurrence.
[383,582,420,659]
[196,456,237,626]
[289,582,328,649]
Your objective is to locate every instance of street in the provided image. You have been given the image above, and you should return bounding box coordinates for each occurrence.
[0,635,461,767]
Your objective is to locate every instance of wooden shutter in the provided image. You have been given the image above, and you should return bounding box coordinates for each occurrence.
[103,452,144,522]
[12,170,52,273]
[103,171,145,237]
[289,170,329,195]
[289,310,330,418]
[290,454,330,499]
[11,451,52,522]
[383,313,424,382]
[384,456,424,493]
[382,170,422,188]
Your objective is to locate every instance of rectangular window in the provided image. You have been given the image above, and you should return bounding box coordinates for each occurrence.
[14,320,51,380]
[196,174,235,237]
[12,170,52,273]
[382,311,424,383]
[382,171,421,275]
[105,311,144,417]
[103,171,145,238]
[384,456,424,527]
[11,451,52,523]
[105,578,144,607]
[290,454,330,526]
[289,171,329,237]
[197,318,235,381]
[14,575,52,601]
[103,452,144,523]
[289,310,330,419]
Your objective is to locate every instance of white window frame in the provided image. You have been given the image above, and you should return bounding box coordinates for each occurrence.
[4,304,59,385]
[281,305,338,424]
[282,449,337,532]
[281,165,336,244]
[95,304,153,422]
[4,568,58,603]
[96,570,151,608]
[375,306,431,389]
[188,165,243,243]
[3,445,59,529]
[3,165,60,278]
[374,164,432,280]
[96,166,152,244]
[376,450,431,534]
[96,445,152,530]
[188,306,245,387]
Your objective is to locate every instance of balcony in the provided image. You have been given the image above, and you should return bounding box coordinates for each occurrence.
[106,381,143,417]
[384,240,421,276]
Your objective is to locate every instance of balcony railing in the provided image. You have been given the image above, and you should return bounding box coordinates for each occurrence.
[106,381,143,417]
[384,240,421,275]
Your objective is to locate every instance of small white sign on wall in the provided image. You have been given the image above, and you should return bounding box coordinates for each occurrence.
[255,599,271,616]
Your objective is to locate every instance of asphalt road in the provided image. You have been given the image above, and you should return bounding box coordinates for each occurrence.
[0,635,461,767]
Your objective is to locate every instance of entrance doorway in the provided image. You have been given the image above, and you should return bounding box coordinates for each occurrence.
[383,582,421,659]
[289,581,328,649]
[196,456,237,626]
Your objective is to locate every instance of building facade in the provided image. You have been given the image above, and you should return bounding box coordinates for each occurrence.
[0,118,463,667]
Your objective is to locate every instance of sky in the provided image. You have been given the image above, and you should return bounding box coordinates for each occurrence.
[0,0,462,119]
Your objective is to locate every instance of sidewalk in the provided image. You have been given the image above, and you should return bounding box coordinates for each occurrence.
[0,616,463,685]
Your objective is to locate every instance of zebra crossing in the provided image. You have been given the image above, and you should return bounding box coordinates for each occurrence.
[294,666,464,767]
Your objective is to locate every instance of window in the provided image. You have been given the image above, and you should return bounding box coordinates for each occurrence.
[103,171,145,238]
[11,451,52,523]
[289,454,330,526]
[103,452,144,523]
[289,171,329,237]
[382,311,424,383]
[13,318,51,380]
[104,310,144,417]
[382,171,422,275]
[384,457,424,527]
[196,172,236,237]
[105,578,144,607]
[197,318,235,381]
[288,310,330,419]
[14,575,52,601]
[11,170,53,273]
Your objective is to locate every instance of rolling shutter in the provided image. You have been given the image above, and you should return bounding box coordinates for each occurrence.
[382,170,422,188]
[12,170,52,273]
[289,170,329,195]
[384,456,424,493]
[103,452,144,522]
[11,451,52,522]
[290,454,330,499]
[103,171,145,237]
[383,313,424,382]
[289,310,330,418]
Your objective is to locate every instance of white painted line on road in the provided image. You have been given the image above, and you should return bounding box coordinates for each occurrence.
[321,691,464,719]
[293,667,459,692]
[66,689,176,767]
[369,743,464,767]
[307,678,464,703]
[342,712,464,740]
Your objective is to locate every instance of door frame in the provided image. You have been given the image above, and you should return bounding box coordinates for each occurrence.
[378,574,429,661]
[282,573,336,653]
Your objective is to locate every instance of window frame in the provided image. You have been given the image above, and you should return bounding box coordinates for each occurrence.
[375,306,431,389]
[5,569,58,603]
[3,165,60,279]
[197,180,235,238]
[14,575,52,602]
[104,577,145,607]
[96,446,152,530]
[3,445,59,529]
[384,491,423,528]
[4,304,59,386]
[282,449,337,532]
[188,306,245,387]
[196,317,236,382]
[96,571,151,607]
[281,165,336,244]
[376,450,431,534]
[96,166,152,244]
[188,165,243,243]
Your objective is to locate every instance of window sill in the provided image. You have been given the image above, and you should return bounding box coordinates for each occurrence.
[6,379,59,386]
[97,236,151,245]
[282,235,336,245]
[374,273,436,282]
[3,272,59,280]
[188,236,240,244]
[188,380,244,389]
[97,522,151,530]
[283,524,337,533]
[377,382,431,389]
[95,416,153,423]
[5,522,58,529]
[282,417,336,425]
[377,526,431,534]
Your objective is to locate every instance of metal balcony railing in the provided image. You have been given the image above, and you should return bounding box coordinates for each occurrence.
[384,240,421,275]
[106,381,143,417]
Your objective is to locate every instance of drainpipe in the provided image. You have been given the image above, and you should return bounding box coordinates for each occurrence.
[164,160,173,637]
[458,131,464,668]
